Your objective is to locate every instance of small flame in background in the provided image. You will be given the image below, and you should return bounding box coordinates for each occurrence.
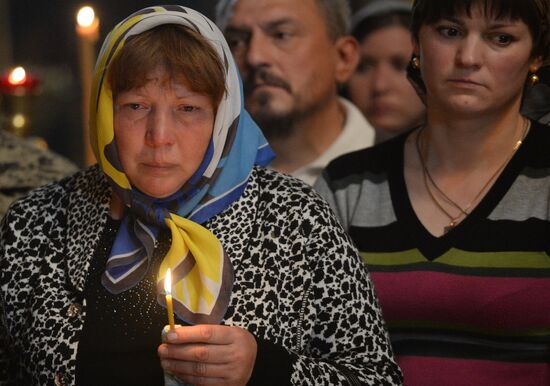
[77,6,96,28]
[7,67,26,86]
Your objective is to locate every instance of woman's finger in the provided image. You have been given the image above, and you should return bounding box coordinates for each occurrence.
[158,342,234,364]
[161,359,230,379]
[166,324,233,345]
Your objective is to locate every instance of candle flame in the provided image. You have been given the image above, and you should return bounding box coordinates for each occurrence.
[164,268,172,295]
[8,67,26,85]
[77,6,96,28]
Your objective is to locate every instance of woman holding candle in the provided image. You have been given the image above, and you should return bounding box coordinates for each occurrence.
[316,0,550,385]
[0,6,401,386]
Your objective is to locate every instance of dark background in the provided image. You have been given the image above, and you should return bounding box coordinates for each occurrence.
[2,0,367,166]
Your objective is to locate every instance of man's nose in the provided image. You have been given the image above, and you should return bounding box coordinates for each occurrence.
[245,32,274,68]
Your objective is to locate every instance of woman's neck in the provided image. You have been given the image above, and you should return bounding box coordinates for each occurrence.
[422,108,526,173]
[110,193,124,220]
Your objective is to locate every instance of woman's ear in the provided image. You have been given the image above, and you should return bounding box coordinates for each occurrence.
[334,36,359,84]
[530,55,543,73]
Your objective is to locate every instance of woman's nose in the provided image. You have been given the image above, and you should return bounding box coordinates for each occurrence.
[456,36,483,68]
[146,109,176,147]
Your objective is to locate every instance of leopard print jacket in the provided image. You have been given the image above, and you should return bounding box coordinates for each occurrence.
[0,166,402,385]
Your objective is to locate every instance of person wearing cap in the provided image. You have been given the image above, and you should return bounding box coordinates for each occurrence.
[347,0,425,144]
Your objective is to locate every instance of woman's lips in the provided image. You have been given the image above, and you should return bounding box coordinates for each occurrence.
[447,78,484,88]
[141,163,177,173]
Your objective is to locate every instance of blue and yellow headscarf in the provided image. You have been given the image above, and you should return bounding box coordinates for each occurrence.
[89,5,274,324]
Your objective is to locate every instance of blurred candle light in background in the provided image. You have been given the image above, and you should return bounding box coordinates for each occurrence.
[0,66,39,137]
[77,6,96,29]
[7,66,26,85]
[76,5,99,166]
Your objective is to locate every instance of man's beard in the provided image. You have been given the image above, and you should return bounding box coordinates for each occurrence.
[244,68,324,140]
[249,91,298,140]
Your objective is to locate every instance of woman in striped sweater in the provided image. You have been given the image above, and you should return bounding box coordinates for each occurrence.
[316,0,550,385]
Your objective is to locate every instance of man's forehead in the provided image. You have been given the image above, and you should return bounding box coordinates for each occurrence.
[227,0,321,26]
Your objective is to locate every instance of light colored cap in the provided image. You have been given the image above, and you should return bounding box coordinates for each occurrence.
[351,0,412,32]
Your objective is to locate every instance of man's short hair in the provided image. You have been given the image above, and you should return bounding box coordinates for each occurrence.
[215,0,351,40]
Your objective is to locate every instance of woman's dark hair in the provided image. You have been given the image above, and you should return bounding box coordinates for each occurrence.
[108,24,226,109]
[411,0,550,62]
[352,11,412,42]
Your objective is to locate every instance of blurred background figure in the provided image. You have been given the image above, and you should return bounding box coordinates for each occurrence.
[0,129,77,217]
[522,65,550,125]
[347,0,425,144]
[216,0,375,185]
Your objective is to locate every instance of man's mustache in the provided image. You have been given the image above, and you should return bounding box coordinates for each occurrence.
[244,69,291,93]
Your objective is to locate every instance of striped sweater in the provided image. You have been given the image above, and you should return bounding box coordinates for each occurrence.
[315,120,550,386]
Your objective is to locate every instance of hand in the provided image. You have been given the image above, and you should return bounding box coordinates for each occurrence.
[158,324,257,386]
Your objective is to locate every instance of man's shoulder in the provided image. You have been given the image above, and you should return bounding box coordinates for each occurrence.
[337,97,376,150]
[323,132,406,183]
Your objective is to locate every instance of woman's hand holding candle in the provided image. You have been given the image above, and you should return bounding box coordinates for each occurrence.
[158,325,257,386]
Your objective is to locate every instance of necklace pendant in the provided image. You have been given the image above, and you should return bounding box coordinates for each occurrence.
[444,221,456,234]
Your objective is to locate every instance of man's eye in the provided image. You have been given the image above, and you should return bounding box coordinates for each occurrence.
[275,32,289,40]
[225,31,249,51]
[129,103,142,110]
[271,30,292,42]
[227,37,246,50]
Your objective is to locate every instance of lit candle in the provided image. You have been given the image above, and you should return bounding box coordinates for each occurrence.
[76,6,99,39]
[8,66,26,85]
[0,66,39,96]
[164,269,176,330]
[75,5,99,166]
[0,66,39,137]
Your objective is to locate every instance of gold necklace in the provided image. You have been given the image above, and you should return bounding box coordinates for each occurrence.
[415,118,530,234]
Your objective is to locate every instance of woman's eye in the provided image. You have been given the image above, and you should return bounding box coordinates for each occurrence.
[128,103,142,110]
[492,34,514,46]
[437,26,461,38]
[391,58,409,72]
[180,105,197,112]
[356,60,373,74]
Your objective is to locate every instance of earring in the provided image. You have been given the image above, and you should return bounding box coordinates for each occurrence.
[411,56,420,70]
[528,72,540,86]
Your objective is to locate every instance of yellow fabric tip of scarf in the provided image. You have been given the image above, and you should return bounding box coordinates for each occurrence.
[160,214,223,314]
[168,214,223,282]
[181,267,216,311]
